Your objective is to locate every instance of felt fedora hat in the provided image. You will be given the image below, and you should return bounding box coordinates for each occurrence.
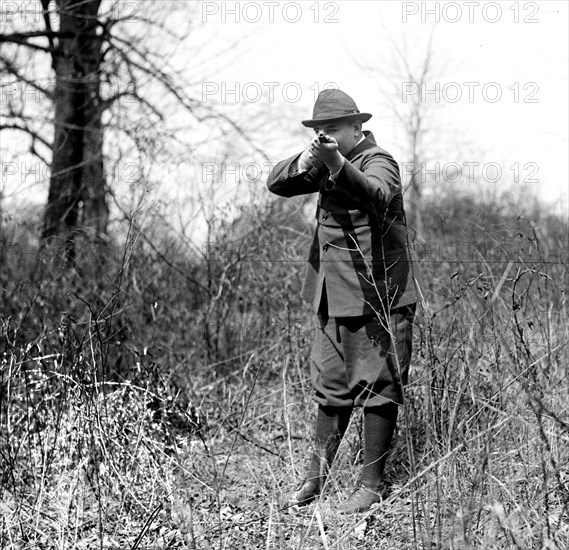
[302,89,372,128]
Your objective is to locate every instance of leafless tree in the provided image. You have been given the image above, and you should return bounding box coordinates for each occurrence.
[351,22,447,240]
[0,0,260,258]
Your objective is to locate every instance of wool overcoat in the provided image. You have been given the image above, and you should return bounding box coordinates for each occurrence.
[267,131,422,317]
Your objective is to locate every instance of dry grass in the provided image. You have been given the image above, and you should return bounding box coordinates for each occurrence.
[1,196,568,549]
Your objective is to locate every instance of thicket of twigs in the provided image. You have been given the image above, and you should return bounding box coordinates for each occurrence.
[1,193,568,549]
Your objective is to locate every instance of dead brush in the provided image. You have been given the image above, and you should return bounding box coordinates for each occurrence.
[1,195,567,549]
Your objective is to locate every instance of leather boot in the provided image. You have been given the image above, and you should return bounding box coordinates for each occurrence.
[292,405,352,506]
[337,404,398,514]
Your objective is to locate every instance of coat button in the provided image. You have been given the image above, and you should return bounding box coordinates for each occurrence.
[323,244,329,252]
[322,214,328,220]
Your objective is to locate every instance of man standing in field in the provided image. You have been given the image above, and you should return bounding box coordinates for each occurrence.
[267,88,422,513]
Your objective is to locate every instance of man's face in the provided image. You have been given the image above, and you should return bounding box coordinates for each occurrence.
[313,121,361,156]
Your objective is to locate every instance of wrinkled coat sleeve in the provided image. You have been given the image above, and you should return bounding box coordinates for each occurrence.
[267,153,328,197]
[333,150,402,212]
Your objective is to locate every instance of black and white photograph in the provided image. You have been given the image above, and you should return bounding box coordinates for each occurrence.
[1,1,568,548]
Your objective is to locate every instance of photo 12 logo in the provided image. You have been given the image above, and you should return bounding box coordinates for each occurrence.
[201,1,340,23]
[201,237,305,263]
[415,240,541,263]
[1,161,50,184]
[402,81,539,104]
[201,161,279,184]
[1,1,48,23]
[401,161,539,185]
[1,82,139,105]
[201,81,339,104]
[0,161,141,185]
[0,1,140,23]
[107,161,141,185]
[401,2,540,24]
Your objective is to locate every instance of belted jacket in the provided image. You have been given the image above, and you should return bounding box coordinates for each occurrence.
[267,131,422,317]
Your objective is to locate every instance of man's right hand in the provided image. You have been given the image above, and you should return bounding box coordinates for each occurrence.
[298,148,316,171]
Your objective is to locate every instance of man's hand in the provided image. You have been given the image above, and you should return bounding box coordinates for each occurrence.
[309,135,344,175]
[298,148,316,171]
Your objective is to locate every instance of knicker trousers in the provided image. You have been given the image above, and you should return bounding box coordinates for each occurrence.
[310,302,416,408]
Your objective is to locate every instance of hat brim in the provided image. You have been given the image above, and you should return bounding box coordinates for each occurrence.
[301,112,372,128]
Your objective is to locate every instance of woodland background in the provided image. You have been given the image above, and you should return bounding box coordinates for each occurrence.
[1,1,568,549]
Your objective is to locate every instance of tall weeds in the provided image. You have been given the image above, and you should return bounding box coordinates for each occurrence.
[1,195,567,549]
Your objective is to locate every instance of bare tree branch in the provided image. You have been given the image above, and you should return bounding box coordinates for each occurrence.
[40,0,56,55]
[106,32,268,161]
[1,0,268,246]
[107,185,208,292]
[0,57,54,100]
[1,121,52,167]
[0,31,72,54]
[0,123,52,149]
[101,88,164,122]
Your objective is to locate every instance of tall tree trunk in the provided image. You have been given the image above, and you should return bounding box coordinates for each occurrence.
[43,0,107,250]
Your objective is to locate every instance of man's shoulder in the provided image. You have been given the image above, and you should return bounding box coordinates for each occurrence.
[352,132,397,162]
[353,143,399,168]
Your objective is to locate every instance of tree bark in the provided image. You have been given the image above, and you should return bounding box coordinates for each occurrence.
[43,0,108,248]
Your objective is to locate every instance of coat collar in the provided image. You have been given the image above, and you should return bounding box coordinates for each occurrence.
[345,130,377,161]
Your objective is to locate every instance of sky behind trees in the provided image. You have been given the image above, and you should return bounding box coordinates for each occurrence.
[198,0,567,210]
[2,0,568,241]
